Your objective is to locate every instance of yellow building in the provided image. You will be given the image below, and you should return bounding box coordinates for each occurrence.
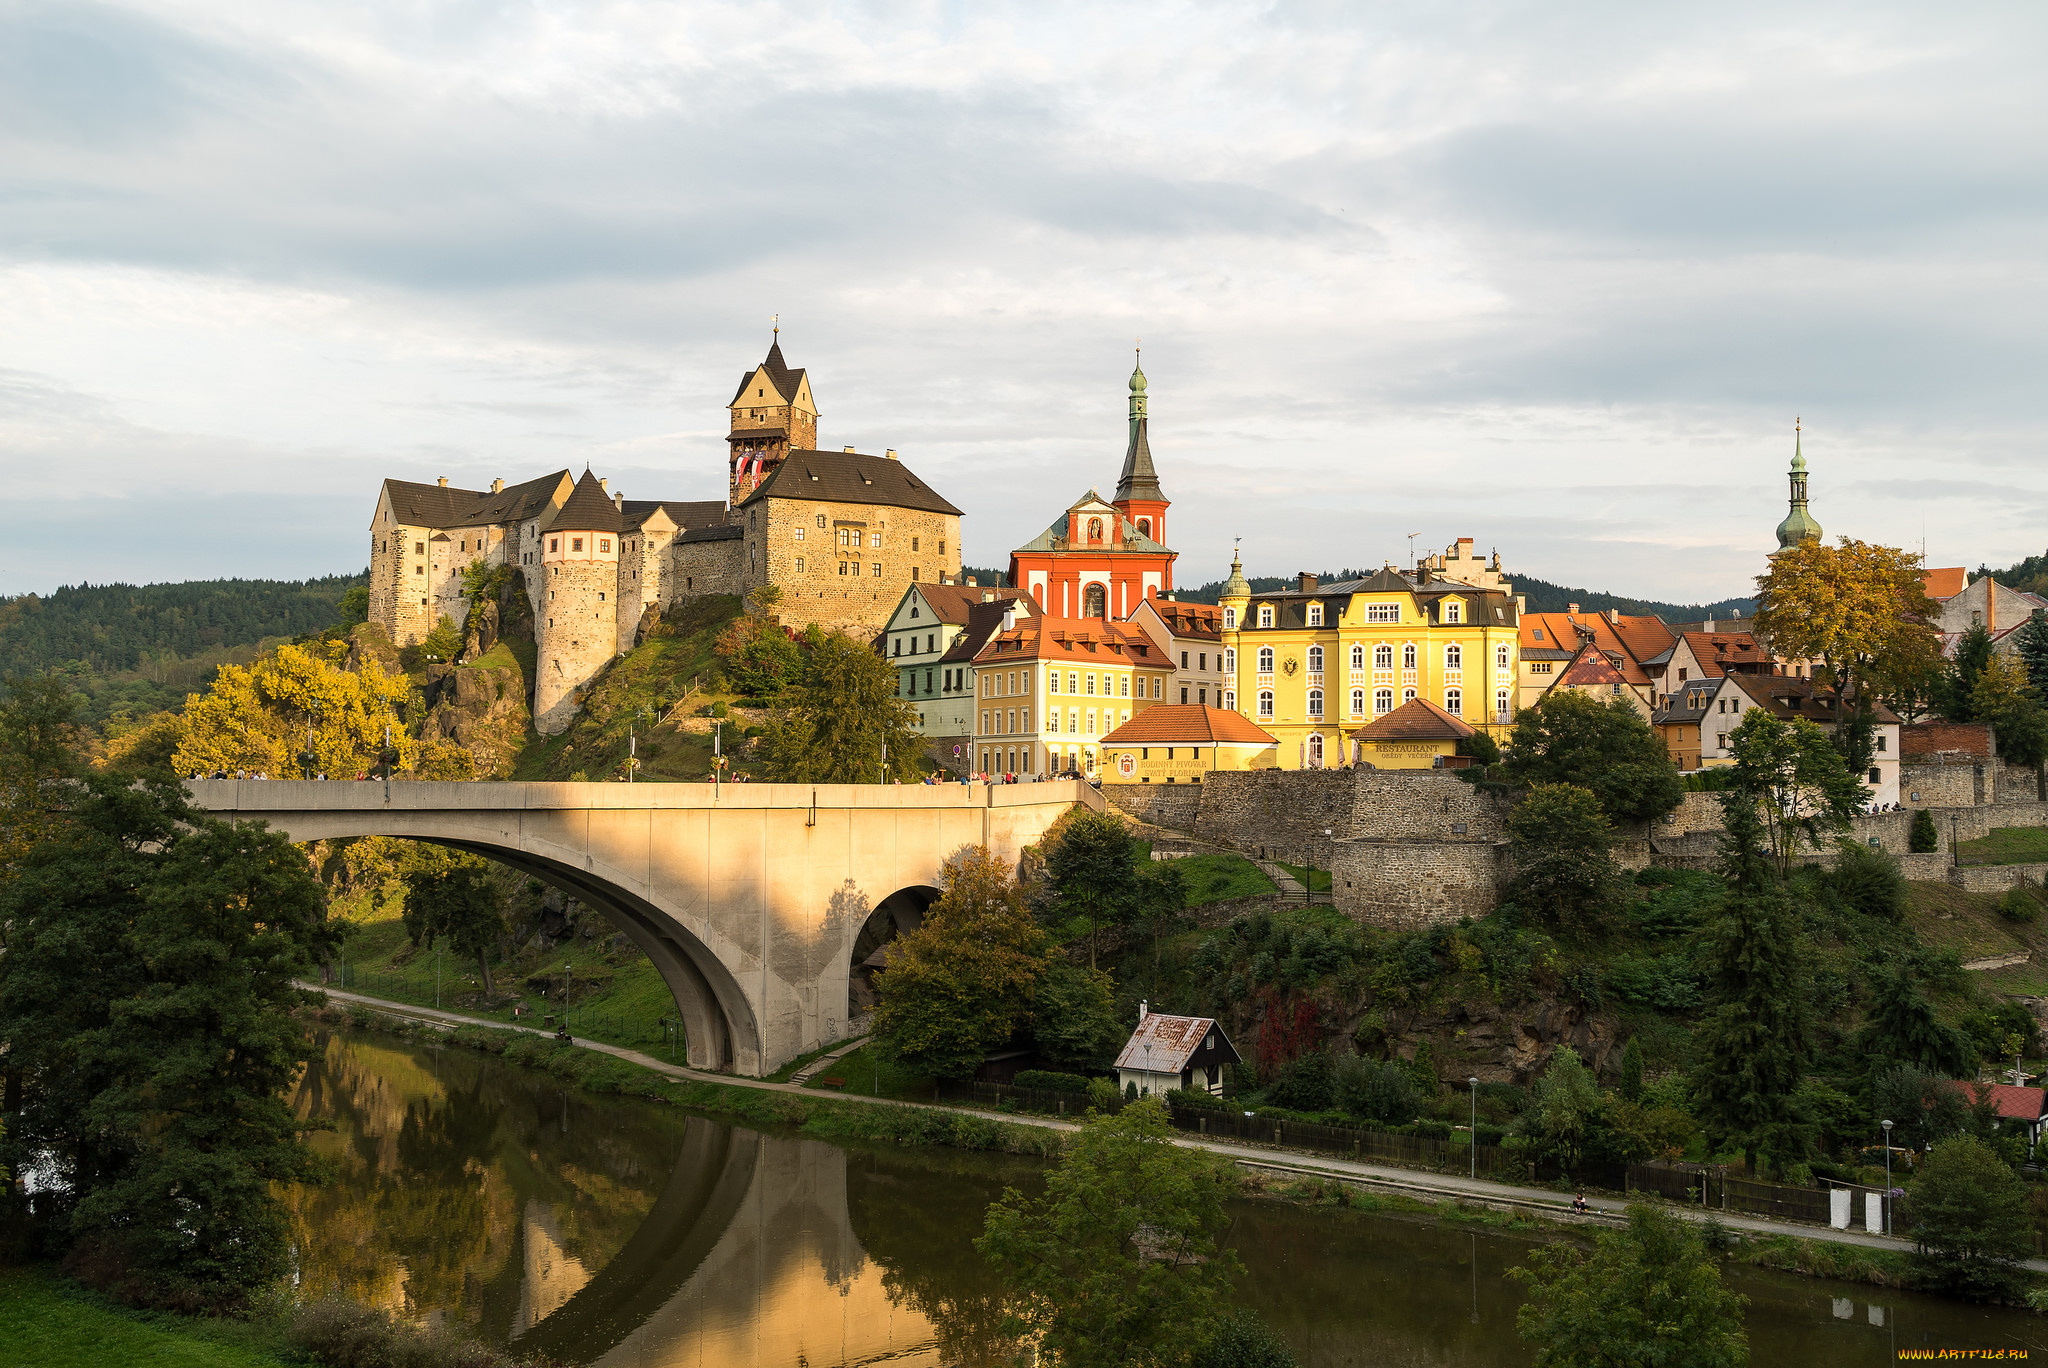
[969,613,1174,778]
[1353,697,1475,769]
[1100,705,1278,783]
[1217,558,1520,770]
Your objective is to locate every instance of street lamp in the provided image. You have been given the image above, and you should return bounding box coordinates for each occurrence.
[1469,1077,1479,1179]
[1881,1119,1894,1234]
[564,962,573,1034]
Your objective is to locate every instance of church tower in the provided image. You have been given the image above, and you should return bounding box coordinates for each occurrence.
[1111,350,1169,555]
[727,327,819,504]
[1772,419,1823,555]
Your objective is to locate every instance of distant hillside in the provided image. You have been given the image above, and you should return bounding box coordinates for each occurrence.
[1972,550,2048,597]
[1173,569,1751,623]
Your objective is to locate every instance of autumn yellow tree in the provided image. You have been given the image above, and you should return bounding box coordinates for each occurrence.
[1753,538,1942,767]
[173,641,419,778]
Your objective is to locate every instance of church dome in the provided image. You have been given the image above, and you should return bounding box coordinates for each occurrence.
[1774,430,1821,549]
[1129,359,1147,394]
[1219,551,1250,601]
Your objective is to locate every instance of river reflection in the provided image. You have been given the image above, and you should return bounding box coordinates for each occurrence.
[289,1030,2048,1366]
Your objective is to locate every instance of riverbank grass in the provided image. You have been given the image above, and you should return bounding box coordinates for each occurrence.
[0,1266,295,1368]
[801,1043,938,1100]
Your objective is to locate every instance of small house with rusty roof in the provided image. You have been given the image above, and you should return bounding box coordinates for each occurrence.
[1940,1081,2048,1147]
[1115,1003,1240,1098]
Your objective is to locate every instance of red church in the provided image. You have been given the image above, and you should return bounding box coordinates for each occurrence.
[1008,356,1176,620]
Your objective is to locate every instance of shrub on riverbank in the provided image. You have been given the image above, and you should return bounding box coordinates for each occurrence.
[289,1298,521,1368]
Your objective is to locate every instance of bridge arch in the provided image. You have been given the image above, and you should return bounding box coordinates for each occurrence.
[190,778,1095,1075]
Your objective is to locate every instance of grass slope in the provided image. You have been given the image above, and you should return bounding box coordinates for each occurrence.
[1957,827,2048,867]
[0,1267,294,1368]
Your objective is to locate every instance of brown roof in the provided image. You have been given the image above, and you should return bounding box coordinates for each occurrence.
[1520,611,1666,686]
[382,470,571,530]
[729,339,807,407]
[1943,1080,2048,1122]
[938,600,1022,664]
[738,449,962,516]
[622,499,725,533]
[1554,643,1629,689]
[913,582,1032,625]
[1353,697,1475,742]
[973,616,1164,666]
[1923,567,1969,601]
[1114,1011,1236,1074]
[1101,705,1277,747]
[550,469,624,533]
[1679,630,1774,678]
[1144,600,1222,641]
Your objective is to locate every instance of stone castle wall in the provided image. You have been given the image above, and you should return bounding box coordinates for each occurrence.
[672,534,750,603]
[535,555,620,735]
[1189,767,1356,868]
[1331,840,1506,929]
[1104,785,1205,832]
[747,495,961,637]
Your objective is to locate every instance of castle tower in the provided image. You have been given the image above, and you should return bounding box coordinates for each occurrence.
[1111,350,1169,557]
[533,469,625,734]
[1772,419,1823,555]
[728,327,819,504]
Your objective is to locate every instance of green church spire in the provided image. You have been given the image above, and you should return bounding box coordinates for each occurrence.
[1774,417,1823,551]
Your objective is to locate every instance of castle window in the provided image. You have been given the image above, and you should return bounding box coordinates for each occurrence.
[573,538,584,552]
[549,538,559,553]
[1257,690,1274,718]
[872,563,881,577]
[911,566,919,581]
[795,557,805,571]
[839,562,848,576]
[912,537,920,551]
[415,566,423,575]
[597,592,605,602]
[795,528,805,540]
[415,542,424,554]
[1257,605,1273,628]
[1257,646,1273,673]
[599,539,610,553]
[817,515,826,528]
[871,534,882,548]
[1307,603,1323,626]
[1445,688,1463,716]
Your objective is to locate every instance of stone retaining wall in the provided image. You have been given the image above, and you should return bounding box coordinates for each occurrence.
[1331,840,1506,929]
[1191,768,1356,868]
[1105,785,1205,833]
[1950,863,2048,893]
[1903,760,1983,808]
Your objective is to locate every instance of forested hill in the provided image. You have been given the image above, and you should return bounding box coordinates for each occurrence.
[1973,549,2048,596]
[0,573,365,679]
[1171,568,1751,622]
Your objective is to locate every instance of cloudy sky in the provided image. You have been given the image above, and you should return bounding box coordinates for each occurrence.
[3,1,2044,602]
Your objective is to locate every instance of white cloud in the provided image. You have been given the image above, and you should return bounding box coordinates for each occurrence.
[1,0,2044,598]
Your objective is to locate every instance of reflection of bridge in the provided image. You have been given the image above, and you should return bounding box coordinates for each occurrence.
[188,780,1091,1075]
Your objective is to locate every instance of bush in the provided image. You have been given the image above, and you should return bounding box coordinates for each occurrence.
[290,1297,519,1368]
[1910,808,1940,853]
[1014,1069,1092,1094]
[1087,1077,1120,1110]
[1998,886,2040,924]
[1905,1135,2034,1300]
[1167,1086,1228,1111]
[1831,840,1908,920]
[1334,1056,1420,1125]
[1192,1310,1297,1368]
[1264,1051,1336,1111]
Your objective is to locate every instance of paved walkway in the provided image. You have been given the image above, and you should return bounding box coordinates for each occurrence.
[305,983,2048,1271]
[788,1033,872,1085]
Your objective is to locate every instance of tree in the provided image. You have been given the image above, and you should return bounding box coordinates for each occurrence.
[1505,783,1616,928]
[419,614,463,663]
[1856,967,1972,1078]
[716,610,802,697]
[1967,654,2048,776]
[173,640,416,779]
[1907,1135,2034,1300]
[1618,1036,1645,1103]
[1722,709,1864,874]
[0,674,84,870]
[0,770,336,1307]
[1191,1312,1297,1368]
[1043,809,1142,968]
[872,848,1048,1079]
[1515,1046,1602,1172]
[977,1100,1245,1368]
[1133,860,1188,970]
[761,630,922,782]
[1691,796,1809,1175]
[1753,537,1942,761]
[2016,612,2048,694]
[1828,839,1907,920]
[1939,623,1997,723]
[1030,960,1124,1071]
[1511,1203,1748,1368]
[1910,808,1939,853]
[400,852,506,999]
[336,585,371,630]
[1504,691,1682,823]
[1334,1056,1420,1125]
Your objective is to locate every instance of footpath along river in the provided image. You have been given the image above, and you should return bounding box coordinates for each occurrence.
[287,1026,2047,1366]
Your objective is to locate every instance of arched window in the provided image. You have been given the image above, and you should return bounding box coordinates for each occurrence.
[1083,583,1107,618]
[1257,690,1274,718]
[1307,645,1323,673]
[1307,689,1324,718]
[1307,733,1324,767]
[1258,605,1274,628]
[1350,688,1365,715]
[1350,644,1365,670]
[1402,644,1417,670]
[1496,688,1511,722]
[1136,517,1151,538]
[1496,644,1511,670]
[1375,687,1394,715]
[1402,686,1417,704]
[1446,644,1462,670]
[1087,516,1104,543]
[1257,646,1274,673]
[1222,689,1236,712]
[1223,607,1237,629]
[1223,648,1236,673]
[1374,644,1393,670]
[1445,688,1463,716]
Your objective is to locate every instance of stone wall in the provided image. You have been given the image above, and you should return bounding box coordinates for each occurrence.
[751,495,962,637]
[1349,770,1511,841]
[1950,863,2048,894]
[1903,760,1984,808]
[535,555,620,735]
[1188,767,1357,867]
[1996,761,2046,804]
[1105,784,1205,832]
[671,532,749,603]
[1331,840,1506,929]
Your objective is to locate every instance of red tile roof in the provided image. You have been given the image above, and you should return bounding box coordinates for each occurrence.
[1520,612,1666,685]
[1679,630,1774,678]
[1101,705,1276,747]
[972,616,1165,666]
[1352,696,1475,741]
[1923,567,1969,601]
[1555,643,1628,689]
[1943,1080,2048,1122]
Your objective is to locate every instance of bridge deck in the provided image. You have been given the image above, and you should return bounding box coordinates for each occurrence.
[186,777,1100,813]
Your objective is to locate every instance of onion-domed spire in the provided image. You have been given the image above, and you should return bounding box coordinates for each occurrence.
[1115,345,1164,504]
[1774,417,1822,551]
[1219,543,1251,602]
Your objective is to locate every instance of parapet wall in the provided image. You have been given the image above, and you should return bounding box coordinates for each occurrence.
[1104,785,1204,833]
[1190,768,1357,868]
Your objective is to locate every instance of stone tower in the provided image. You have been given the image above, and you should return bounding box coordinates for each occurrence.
[727,329,819,504]
[1112,350,1170,555]
[1772,419,1823,556]
[534,470,625,734]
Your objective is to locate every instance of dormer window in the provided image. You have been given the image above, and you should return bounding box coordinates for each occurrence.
[1306,603,1323,626]
[1444,600,1463,624]
[1257,605,1274,628]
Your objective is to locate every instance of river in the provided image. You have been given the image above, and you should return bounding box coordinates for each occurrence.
[285,1028,2048,1365]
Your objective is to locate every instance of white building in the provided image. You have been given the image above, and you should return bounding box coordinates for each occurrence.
[1113,1003,1240,1099]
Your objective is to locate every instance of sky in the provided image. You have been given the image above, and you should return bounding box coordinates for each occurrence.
[2,1,2045,602]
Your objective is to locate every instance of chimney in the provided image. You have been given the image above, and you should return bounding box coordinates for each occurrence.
[1298,572,1318,593]
[1566,602,1578,614]
[843,445,857,454]
[613,493,624,511]
[598,477,608,492]
[1515,594,1526,614]
[1605,608,1619,625]
[1732,608,1742,619]
[1002,608,1016,632]
[1139,1000,1148,1019]
[885,448,898,460]
[1704,617,1715,633]
[437,477,448,487]
[490,478,504,493]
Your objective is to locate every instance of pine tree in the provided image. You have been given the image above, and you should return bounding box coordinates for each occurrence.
[2016,612,2048,695]
[1619,1036,1645,1104]
[1856,966,1971,1077]
[1691,796,1810,1175]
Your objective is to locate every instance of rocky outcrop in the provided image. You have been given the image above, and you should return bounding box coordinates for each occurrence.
[1384,995,1620,1086]
[420,660,530,778]
[345,621,404,678]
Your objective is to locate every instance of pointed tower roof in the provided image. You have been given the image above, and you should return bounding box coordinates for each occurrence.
[1774,418,1822,551]
[1115,350,1165,504]
[552,469,624,533]
[730,330,809,406]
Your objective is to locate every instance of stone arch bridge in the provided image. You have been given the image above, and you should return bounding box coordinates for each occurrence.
[186,779,1096,1076]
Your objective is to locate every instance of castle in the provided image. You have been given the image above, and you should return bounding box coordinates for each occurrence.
[367,336,964,733]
